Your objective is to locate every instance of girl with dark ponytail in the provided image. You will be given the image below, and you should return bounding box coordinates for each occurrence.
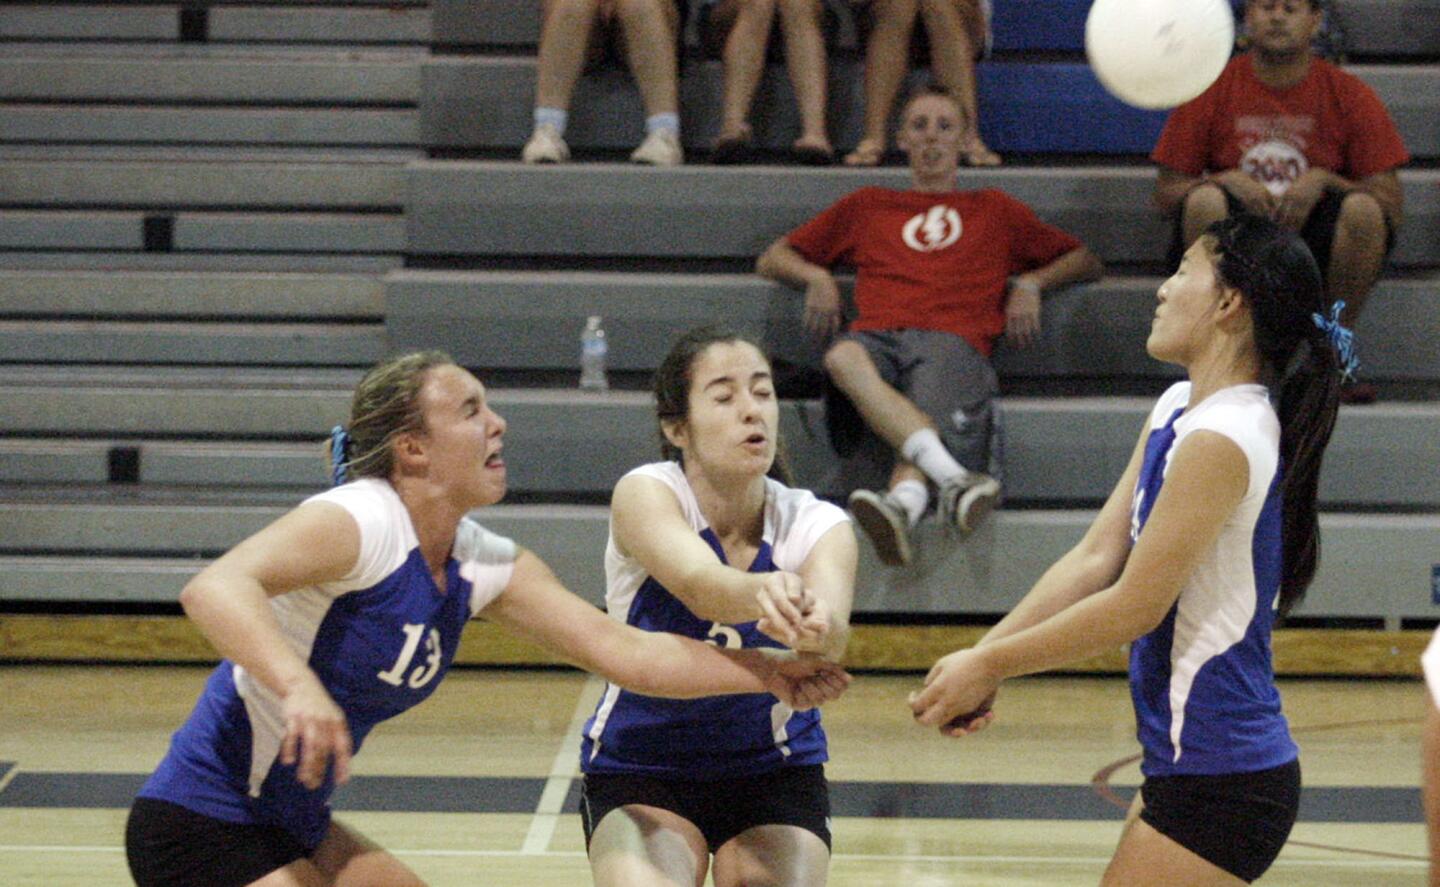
[908,213,1350,885]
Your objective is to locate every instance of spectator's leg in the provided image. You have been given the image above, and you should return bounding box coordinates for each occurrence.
[615,0,684,163]
[1324,191,1388,327]
[1179,182,1230,249]
[844,0,919,166]
[920,0,998,166]
[614,0,681,117]
[711,0,778,148]
[777,0,833,157]
[535,0,602,116]
[823,339,935,450]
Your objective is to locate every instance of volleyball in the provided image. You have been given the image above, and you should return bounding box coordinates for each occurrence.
[1085,0,1236,110]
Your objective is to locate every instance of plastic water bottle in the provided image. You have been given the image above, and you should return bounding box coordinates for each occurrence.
[579,315,609,391]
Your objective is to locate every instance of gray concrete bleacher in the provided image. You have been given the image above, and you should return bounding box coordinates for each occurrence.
[1,492,1435,624]
[421,56,1440,158]
[386,273,1440,383]
[405,163,1440,269]
[0,2,1436,639]
[430,0,1440,58]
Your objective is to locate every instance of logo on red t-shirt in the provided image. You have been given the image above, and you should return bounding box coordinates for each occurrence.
[901,205,962,252]
[1240,139,1310,196]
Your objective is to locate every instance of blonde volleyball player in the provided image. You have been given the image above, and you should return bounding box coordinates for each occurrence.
[125,350,848,887]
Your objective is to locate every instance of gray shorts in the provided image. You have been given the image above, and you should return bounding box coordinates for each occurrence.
[824,329,1001,492]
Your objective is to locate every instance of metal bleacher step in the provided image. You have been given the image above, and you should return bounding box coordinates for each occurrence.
[0,252,403,273]
[0,210,404,255]
[2,105,420,148]
[405,162,1440,269]
[1,492,1435,622]
[0,319,384,365]
[0,269,384,318]
[431,0,1440,58]
[0,45,423,104]
[1,3,432,46]
[2,368,1437,509]
[0,157,408,208]
[422,56,1440,158]
[384,271,1440,384]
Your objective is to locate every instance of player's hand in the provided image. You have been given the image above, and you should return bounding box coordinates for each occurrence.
[754,572,812,647]
[767,655,852,710]
[777,597,832,654]
[908,649,1001,737]
[802,274,843,342]
[279,672,353,790]
[1004,276,1043,349]
[1273,170,1328,231]
[1214,170,1275,216]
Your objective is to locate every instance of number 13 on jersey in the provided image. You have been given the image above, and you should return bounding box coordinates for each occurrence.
[376,623,442,688]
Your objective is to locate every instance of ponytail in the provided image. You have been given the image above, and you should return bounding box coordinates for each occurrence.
[1206,214,1346,617]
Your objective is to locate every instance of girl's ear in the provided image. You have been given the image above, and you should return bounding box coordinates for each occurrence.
[661,419,687,452]
[392,429,428,473]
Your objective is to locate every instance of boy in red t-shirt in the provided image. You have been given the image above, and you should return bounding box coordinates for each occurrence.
[1151,0,1408,401]
[756,87,1102,566]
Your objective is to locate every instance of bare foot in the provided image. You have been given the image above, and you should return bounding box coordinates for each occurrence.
[843,138,885,167]
[962,136,1001,167]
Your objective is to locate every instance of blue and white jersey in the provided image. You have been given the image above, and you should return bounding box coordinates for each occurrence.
[581,461,850,780]
[137,478,516,849]
[1129,382,1297,777]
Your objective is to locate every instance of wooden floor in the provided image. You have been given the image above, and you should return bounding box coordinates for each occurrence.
[0,665,1428,886]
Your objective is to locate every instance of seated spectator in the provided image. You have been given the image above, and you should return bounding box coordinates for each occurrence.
[1151,0,1408,402]
[843,0,998,167]
[756,86,1102,566]
[522,0,684,166]
[700,0,835,164]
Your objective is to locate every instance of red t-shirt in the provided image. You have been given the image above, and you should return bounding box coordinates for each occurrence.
[1151,55,1409,196]
[783,187,1082,357]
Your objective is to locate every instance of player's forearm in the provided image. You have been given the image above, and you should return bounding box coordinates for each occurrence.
[179,573,314,696]
[605,627,770,698]
[669,563,769,625]
[979,580,1164,680]
[980,544,1122,646]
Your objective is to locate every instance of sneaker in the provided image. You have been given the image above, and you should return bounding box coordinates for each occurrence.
[630,129,683,166]
[848,489,913,567]
[938,473,1001,535]
[521,123,569,164]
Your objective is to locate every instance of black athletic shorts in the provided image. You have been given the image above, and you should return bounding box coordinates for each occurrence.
[126,796,312,887]
[1169,186,1396,275]
[1139,758,1302,883]
[580,764,831,853]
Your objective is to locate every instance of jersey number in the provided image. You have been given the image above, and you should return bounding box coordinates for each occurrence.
[377,623,442,689]
[706,623,743,650]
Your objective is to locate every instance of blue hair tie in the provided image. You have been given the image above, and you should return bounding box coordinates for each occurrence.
[329,425,351,486]
[1311,300,1359,383]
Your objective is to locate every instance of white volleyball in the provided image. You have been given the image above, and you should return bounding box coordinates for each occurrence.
[1085,0,1236,109]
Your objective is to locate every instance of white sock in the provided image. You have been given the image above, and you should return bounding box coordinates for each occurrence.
[900,428,969,486]
[645,112,680,136]
[534,107,567,136]
[887,479,929,527]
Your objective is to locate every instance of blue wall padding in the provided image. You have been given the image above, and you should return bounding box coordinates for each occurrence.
[977,62,1171,153]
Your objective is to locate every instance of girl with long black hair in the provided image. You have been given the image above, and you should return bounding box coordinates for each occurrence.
[909,212,1349,885]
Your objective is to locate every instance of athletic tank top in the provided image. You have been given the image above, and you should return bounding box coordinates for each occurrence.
[1129,382,1298,776]
[581,461,849,780]
[137,479,516,847]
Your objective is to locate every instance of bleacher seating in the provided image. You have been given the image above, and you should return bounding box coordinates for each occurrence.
[0,1,1437,659]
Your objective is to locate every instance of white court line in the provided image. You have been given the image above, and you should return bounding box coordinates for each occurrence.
[519,674,602,854]
[0,845,1424,869]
